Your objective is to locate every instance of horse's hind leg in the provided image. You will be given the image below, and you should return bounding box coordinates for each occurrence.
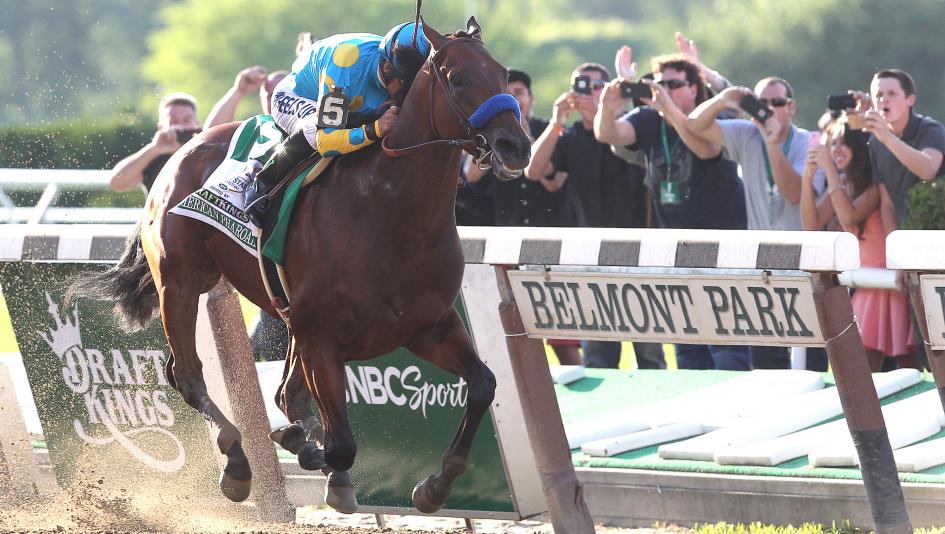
[156,264,251,502]
[405,309,496,514]
[270,339,358,513]
[270,337,326,471]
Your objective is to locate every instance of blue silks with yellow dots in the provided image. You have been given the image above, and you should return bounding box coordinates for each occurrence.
[469,94,521,129]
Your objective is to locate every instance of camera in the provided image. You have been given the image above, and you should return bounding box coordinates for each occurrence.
[176,128,202,144]
[572,75,592,95]
[739,94,773,123]
[827,94,857,111]
[619,81,650,100]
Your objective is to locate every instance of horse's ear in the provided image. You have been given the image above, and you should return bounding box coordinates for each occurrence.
[466,16,483,40]
[419,15,448,51]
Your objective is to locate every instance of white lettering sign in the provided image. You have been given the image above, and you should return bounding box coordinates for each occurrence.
[38,292,186,472]
[344,365,467,419]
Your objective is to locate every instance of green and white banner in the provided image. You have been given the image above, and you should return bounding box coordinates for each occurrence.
[0,262,218,490]
[342,299,515,513]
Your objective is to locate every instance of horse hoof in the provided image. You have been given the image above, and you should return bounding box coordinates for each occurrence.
[269,423,306,454]
[220,473,252,502]
[220,442,252,502]
[412,475,445,514]
[298,442,326,471]
[325,482,358,514]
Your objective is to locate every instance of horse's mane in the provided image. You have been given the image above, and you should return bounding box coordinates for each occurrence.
[391,46,427,106]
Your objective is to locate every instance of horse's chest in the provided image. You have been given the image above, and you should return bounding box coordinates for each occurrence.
[330,289,452,355]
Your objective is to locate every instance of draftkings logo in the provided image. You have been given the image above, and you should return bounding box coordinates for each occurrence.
[38,293,185,472]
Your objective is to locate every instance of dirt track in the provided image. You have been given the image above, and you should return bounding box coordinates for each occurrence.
[0,485,667,534]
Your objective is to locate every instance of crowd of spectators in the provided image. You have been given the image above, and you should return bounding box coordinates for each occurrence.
[457,33,944,373]
[113,30,945,372]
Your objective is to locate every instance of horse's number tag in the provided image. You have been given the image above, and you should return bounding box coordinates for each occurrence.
[317,88,349,129]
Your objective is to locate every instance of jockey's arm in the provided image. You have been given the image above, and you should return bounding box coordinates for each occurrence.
[314,121,382,157]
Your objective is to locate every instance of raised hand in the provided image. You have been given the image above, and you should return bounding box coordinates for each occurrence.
[614,45,638,80]
[599,80,627,111]
[675,32,700,63]
[235,66,268,95]
[642,79,672,114]
[551,92,574,125]
[719,86,751,110]
[758,116,783,144]
[151,126,182,155]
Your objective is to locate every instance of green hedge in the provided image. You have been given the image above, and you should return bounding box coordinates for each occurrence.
[904,178,945,230]
[0,119,153,170]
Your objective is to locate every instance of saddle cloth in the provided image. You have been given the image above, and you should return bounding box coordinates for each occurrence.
[169,114,332,262]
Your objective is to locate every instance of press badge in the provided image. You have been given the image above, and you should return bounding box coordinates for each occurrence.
[661,180,682,206]
[316,86,350,129]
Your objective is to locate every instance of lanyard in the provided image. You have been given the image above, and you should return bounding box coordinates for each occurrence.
[660,121,682,178]
[760,125,795,190]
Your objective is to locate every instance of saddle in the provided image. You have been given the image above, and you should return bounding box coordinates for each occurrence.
[256,155,335,323]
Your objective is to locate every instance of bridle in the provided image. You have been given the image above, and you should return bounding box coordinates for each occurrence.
[382,36,517,166]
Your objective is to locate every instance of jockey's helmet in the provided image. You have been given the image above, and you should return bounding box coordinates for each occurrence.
[380,22,431,68]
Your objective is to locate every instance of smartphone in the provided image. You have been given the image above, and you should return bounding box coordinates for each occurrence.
[176,128,202,144]
[572,74,592,95]
[619,81,650,100]
[739,94,773,123]
[808,132,820,149]
[827,94,857,111]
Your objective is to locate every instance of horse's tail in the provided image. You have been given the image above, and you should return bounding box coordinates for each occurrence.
[66,222,159,332]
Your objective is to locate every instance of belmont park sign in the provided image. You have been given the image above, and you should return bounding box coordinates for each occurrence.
[508,271,824,346]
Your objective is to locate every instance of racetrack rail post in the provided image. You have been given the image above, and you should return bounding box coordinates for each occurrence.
[812,273,912,534]
[494,265,596,534]
[202,279,294,522]
[905,272,945,413]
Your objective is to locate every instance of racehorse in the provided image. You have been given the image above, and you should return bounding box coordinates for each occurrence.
[69,18,530,514]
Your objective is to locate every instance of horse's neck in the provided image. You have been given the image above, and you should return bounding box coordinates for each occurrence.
[380,73,463,231]
[380,145,461,230]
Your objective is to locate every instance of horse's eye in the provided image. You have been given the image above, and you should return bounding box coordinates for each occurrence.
[448,71,464,87]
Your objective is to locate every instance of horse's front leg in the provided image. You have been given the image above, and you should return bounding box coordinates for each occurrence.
[405,309,497,514]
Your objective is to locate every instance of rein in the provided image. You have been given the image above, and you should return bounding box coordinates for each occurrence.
[382,37,519,159]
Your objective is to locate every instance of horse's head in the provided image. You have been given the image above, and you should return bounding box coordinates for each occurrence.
[406,17,531,180]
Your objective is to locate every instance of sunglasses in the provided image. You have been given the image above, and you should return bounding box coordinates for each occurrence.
[589,80,606,91]
[759,97,792,107]
[656,79,691,89]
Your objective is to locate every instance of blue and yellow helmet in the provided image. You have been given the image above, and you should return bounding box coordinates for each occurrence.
[380,22,431,68]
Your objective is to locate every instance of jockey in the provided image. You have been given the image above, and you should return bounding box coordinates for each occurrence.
[244,22,432,225]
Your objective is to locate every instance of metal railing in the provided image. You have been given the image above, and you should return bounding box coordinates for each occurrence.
[0,168,141,225]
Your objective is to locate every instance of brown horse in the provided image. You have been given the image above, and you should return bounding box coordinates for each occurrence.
[71,18,530,513]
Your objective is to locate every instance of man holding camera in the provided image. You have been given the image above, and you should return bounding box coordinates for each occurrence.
[856,69,945,232]
[689,77,814,232]
[109,93,202,192]
[526,62,659,370]
[688,77,819,369]
[595,50,749,370]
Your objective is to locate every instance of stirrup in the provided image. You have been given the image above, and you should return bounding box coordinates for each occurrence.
[243,179,272,224]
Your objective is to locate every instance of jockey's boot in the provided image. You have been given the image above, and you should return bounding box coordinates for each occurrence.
[244,130,314,226]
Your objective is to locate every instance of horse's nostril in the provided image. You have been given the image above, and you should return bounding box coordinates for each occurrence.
[494,137,516,155]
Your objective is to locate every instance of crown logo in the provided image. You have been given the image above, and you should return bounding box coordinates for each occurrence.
[39,292,83,359]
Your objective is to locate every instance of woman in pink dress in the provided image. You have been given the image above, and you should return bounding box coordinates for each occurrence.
[801,122,918,371]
